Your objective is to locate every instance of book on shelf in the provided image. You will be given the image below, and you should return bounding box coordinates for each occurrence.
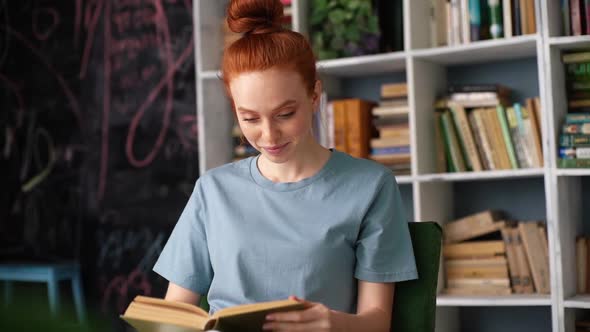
[562,0,590,36]
[576,235,590,294]
[442,210,548,295]
[434,90,543,173]
[518,222,550,294]
[557,112,590,168]
[121,296,305,332]
[429,0,535,47]
[443,210,504,243]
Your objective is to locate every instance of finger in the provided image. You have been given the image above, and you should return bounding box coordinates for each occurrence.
[267,307,318,323]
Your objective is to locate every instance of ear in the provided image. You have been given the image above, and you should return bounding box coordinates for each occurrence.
[311,79,323,112]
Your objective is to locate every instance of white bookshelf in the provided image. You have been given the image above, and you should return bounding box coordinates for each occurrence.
[193,1,584,331]
[437,294,552,307]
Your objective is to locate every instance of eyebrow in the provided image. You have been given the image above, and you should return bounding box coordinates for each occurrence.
[237,100,297,114]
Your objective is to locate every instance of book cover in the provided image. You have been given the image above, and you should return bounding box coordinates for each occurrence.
[450,103,483,171]
[121,296,305,332]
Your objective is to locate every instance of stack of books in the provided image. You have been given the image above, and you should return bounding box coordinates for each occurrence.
[434,84,543,173]
[563,51,590,112]
[369,83,411,175]
[442,210,550,295]
[429,0,537,47]
[559,113,590,168]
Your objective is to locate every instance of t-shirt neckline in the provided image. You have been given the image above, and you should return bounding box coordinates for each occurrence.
[250,149,338,192]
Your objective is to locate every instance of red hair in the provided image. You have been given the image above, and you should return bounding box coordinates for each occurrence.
[221,0,317,97]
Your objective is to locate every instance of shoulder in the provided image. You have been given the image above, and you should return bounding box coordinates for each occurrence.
[332,150,397,188]
[196,156,254,189]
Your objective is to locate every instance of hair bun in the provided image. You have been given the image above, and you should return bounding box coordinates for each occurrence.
[227,0,284,35]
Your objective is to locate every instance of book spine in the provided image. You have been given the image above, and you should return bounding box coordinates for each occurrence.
[519,0,528,35]
[469,0,482,41]
[558,157,590,168]
[503,0,513,38]
[488,0,503,38]
[512,0,522,35]
[563,0,571,36]
[442,111,467,172]
[559,147,590,159]
[572,0,583,36]
[526,0,536,34]
[566,113,590,123]
[333,101,348,153]
[496,105,519,168]
[560,134,590,147]
[473,109,497,169]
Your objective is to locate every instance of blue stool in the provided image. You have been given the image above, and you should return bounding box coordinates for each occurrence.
[0,263,87,324]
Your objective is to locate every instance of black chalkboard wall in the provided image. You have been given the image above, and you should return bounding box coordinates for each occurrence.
[0,0,198,330]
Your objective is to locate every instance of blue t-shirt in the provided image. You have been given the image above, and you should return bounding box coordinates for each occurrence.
[153,150,417,314]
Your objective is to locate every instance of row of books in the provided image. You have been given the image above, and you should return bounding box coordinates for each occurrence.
[562,0,590,36]
[434,85,543,172]
[563,51,590,113]
[314,83,411,175]
[430,0,537,48]
[558,113,590,168]
[369,83,411,175]
[443,210,550,295]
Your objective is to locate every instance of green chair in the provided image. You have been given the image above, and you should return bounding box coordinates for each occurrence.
[391,221,442,332]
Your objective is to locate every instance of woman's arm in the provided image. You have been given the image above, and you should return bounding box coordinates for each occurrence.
[164,282,201,305]
[263,280,394,332]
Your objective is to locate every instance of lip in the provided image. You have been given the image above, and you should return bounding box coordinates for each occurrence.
[263,142,289,155]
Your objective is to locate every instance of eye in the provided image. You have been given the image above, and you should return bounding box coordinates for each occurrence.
[278,111,295,118]
[241,117,258,122]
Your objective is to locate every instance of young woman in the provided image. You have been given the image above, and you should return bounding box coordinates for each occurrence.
[153,0,417,331]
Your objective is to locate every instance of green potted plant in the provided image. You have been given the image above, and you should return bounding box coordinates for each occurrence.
[310,0,380,60]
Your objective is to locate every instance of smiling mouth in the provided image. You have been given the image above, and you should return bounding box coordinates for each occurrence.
[263,142,289,153]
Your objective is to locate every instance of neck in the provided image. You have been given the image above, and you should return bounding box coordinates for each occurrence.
[257,137,331,183]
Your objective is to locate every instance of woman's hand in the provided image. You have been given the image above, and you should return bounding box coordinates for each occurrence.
[262,296,338,331]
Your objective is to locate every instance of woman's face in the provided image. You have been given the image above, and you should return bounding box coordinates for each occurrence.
[229,68,320,164]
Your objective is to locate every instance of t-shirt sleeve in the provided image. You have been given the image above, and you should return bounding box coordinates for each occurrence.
[153,180,213,295]
[355,173,418,283]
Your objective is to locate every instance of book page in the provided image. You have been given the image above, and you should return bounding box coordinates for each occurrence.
[214,299,303,318]
[135,296,209,317]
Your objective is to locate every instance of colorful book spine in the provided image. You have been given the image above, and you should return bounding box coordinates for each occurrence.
[488,0,503,38]
[559,147,590,159]
[469,0,482,41]
[560,134,590,147]
[497,106,519,168]
[562,0,571,36]
[566,113,590,124]
[563,123,590,134]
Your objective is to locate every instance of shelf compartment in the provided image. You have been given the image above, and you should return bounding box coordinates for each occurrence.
[436,294,552,307]
[316,52,407,77]
[415,168,545,183]
[411,35,538,65]
[565,295,590,309]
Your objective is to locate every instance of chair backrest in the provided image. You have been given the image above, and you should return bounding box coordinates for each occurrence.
[390,221,442,332]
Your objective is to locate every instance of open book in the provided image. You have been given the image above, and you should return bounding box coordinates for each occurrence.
[121,295,306,332]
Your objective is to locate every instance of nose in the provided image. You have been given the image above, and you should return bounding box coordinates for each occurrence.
[261,120,281,144]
